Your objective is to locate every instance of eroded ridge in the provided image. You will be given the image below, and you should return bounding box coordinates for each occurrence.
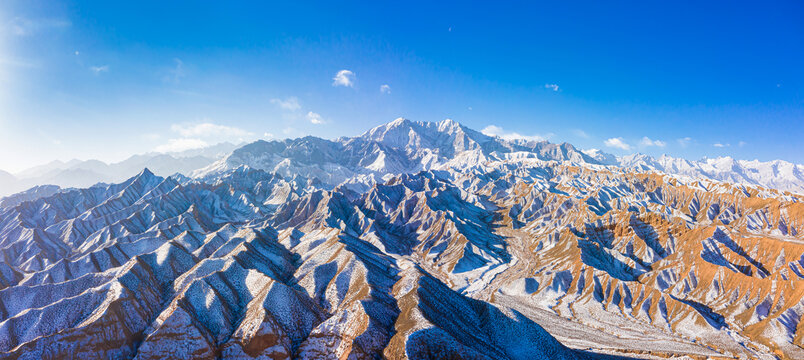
[0,156,802,359]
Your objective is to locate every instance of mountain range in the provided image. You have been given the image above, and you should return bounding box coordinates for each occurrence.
[0,119,803,359]
[191,118,804,195]
[0,142,240,196]
[4,119,801,198]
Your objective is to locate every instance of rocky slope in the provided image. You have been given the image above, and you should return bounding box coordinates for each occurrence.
[0,119,803,359]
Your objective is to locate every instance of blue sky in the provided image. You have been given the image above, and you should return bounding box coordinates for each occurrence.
[1,1,802,172]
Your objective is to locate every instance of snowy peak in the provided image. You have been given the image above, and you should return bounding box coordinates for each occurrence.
[5,118,803,199]
[189,118,804,194]
[356,117,488,157]
[2,148,803,358]
[194,118,606,183]
[2,118,804,358]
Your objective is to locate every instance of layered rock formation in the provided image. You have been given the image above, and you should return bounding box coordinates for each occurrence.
[1,119,803,359]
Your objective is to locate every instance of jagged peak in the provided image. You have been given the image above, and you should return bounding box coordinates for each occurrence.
[126,167,161,187]
[138,167,156,177]
[437,118,461,130]
[389,117,409,126]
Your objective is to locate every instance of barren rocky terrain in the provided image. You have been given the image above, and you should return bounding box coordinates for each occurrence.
[1,119,802,359]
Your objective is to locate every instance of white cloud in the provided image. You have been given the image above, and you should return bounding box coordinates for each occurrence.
[171,122,252,138]
[481,125,553,142]
[604,137,631,150]
[263,132,274,139]
[7,17,70,37]
[307,111,324,124]
[713,143,730,148]
[639,136,666,147]
[738,141,746,147]
[677,137,692,148]
[165,58,185,83]
[380,84,391,94]
[154,138,208,153]
[544,83,559,91]
[90,65,109,74]
[332,70,355,87]
[154,122,254,153]
[572,129,589,138]
[270,97,301,111]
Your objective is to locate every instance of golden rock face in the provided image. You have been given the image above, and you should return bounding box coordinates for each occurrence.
[467,166,804,359]
[0,162,802,359]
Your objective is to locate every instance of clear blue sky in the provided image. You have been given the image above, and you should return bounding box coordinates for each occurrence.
[1,1,802,172]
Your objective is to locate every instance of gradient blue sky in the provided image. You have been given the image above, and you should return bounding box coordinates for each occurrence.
[1,1,802,172]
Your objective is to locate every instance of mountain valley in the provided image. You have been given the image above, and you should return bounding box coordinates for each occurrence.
[0,119,803,359]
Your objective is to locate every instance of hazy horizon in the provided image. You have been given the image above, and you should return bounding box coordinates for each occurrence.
[2,117,802,176]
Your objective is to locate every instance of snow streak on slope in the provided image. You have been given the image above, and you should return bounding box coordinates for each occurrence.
[0,167,599,359]
[1,119,804,359]
[192,118,598,185]
[191,118,804,195]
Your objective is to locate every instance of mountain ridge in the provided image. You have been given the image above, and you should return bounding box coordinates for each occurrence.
[0,119,803,358]
[4,119,802,197]
[191,118,804,195]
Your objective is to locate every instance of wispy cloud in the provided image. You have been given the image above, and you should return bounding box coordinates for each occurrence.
[713,143,730,148]
[544,83,559,91]
[307,111,324,124]
[0,57,39,69]
[639,136,666,147]
[90,65,109,75]
[738,141,746,147]
[164,58,185,83]
[270,97,301,111]
[572,129,589,138]
[155,121,254,153]
[380,84,391,94]
[171,122,252,138]
[604,137,631,150]
[677,137,692,148]
[6,17,71,37]
[332,70,355,87]
[154,138,208,153]
[482,125,553,142]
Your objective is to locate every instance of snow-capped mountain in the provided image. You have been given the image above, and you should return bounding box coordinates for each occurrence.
[192,118,599,183]
[1,144,803,358]
[191,118,804,196]
[5,119,802,198]
[1,118,804,359]
[615,153,804,194]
